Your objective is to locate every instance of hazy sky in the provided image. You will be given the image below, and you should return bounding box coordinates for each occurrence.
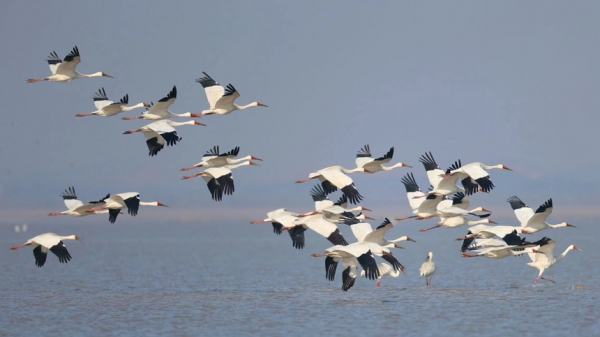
[1,1,599,226]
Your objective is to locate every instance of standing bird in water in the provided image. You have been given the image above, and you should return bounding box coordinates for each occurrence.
[420,252,437,287]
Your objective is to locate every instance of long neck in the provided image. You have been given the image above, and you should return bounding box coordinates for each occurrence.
[61,235,77,241]
[168,120,196,127]
[234,103,255,110]
[549,222,568,229]
[481,164,502,170]
[381,162,406,171]
[468,219,490,226]
[390,236,408,243]
[556,247,573,263]
[224,161,250,170]
[140,201,159,206]
[78,72,104,79]
[122,103,146,111]
[171,112,192,118]
[340,167,363,174]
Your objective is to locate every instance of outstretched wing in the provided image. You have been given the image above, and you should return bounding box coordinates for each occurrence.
[93,87,114,110]
[61,186,83,211]
[196,72,224,109]
[55,46,81,75]
[214,84,241,109]
[507,196,534,225]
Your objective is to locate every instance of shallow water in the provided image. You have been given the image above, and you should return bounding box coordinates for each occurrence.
[1,221,598,336]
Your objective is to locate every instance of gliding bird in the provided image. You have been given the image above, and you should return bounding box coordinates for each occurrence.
[27,46,113,83]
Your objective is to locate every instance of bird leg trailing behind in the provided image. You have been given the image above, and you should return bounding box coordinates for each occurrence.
[295,177,317,184]
[182,173,204,180]
[419,224,442,232]
[123,129,142,134]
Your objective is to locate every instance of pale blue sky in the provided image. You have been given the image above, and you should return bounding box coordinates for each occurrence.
[1,1,599,225]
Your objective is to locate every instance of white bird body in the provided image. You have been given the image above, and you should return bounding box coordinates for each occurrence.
[94,192,167,223]
[507,197,575,234]
[180,146,263,171]
[526,240,581,284]
[123,119,203,156]
[360,262,400,287]
[354,145,411,174]
[347,218,416,249]
[27,46,113,83]
[419,217,496,232]
[76,88,147,117]
[420,252,437,287]
[10,233,83,267]
[297,165,365,204]
[465,246,539,259]
[48,187,109,217]
[122,86,204,120]
[195,72,268,116]
[182,161,260,201]
[288,214,348,247]
[449,161,512,193]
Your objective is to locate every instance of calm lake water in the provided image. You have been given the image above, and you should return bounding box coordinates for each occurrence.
[1,220,598,336]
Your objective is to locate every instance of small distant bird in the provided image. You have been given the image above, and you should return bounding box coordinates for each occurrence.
[296,166,365,204]
[122,86,203,120]
[420,252,437,287]
[354,145,411,173]
[526,239,581,285]
[195,72,268,116]
[76,88,148,117]
[10,233,83,267]
[182,161,261,201]
[123,119,205,156]
[445,161,513,194]
[27,46,113,83]
[91,192,168,223]
[361,262,401,288]
[180,146,262,171]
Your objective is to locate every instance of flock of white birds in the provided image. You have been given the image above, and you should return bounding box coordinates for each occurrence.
[12,46,581,291]
[13,46,267,266]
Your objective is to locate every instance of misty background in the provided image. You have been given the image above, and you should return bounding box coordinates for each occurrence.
[1,1,598,228]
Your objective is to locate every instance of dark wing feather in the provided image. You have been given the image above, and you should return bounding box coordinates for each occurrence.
[381,254,405,272]
[341,266,356,292]
[418,151,440,171]
[310,184,328,202]
[321,180,338,194]
[461,177,480,196]
[108,209,120,223]
[195,72,219,88]
[356,252,379,280]
[222,147,240,157]
[93,88,109,101]
[158,86,177,102]
[223,84,237,96]
[325,257,338,281]
[33,246,47,267]
[46,51,62,65]
[288,226,306,249]
[535,199,553,214]
[61,186,78,200]
[356,144,372,158]
[123,194,140,216]
[217,174,235,196]
[63,46,80,62]
[326,229,348,246]
[401,173,420,193]
[271,222,283,235]
[49,242,72,264]
[376,218,392,230]
[374,147,394,161]
[203,146,220,158]
[146,137,164,157]
[507,196,528,210]
[161,132,182,147]
[206,178,223,201]
[341,184,363,205]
